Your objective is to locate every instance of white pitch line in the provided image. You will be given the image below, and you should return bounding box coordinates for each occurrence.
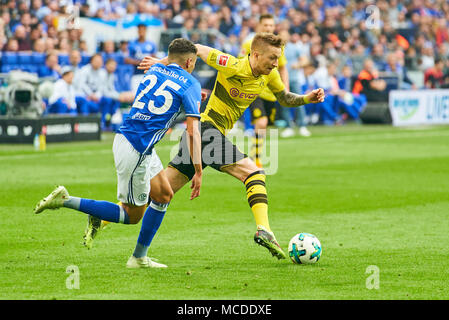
[0,144,175,161]
[279,129,449,144]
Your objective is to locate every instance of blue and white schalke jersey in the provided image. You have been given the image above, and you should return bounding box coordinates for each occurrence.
[119,63,201,154]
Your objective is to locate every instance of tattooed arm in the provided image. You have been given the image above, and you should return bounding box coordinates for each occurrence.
[274,88,325,107]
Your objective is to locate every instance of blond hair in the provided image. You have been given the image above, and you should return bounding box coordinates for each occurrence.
[251,33,284,52]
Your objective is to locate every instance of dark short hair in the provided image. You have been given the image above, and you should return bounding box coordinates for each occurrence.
[259,14,274,22]
[251,33,284,51]
[168,38,197,57]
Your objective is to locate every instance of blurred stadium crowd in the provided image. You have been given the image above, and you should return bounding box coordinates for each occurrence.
[0,0,448,128]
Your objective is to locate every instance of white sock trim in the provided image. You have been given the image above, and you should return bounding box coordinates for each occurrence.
[149,201,169,212]
[119,206,126,223]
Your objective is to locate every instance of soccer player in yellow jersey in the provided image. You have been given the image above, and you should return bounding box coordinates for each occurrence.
[137,34,324,259]
[240,14,290,167]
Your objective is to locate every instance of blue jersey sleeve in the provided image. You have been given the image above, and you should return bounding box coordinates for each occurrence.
[182,81,202,118]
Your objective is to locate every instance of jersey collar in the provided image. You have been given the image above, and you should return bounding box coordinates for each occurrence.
[167,63,182,69]
[245,54,260,79]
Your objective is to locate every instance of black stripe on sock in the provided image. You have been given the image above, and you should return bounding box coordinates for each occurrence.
[248,194,268,207]
[244,170,266,184]
[245,179,266,190]
[249,197,269,207]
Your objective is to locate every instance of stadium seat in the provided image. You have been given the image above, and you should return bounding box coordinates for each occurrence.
[1,52,18,65]
[22,65,38,74]
[1,65,20,73]
[31,53,45,65]
[17,53,32,65]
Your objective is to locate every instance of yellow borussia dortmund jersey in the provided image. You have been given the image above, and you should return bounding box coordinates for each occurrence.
[240,38,287,102]
[202,48,285,135]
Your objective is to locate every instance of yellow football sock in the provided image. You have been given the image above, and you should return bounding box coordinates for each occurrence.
[244,171,271,232]
[250,133,264,166]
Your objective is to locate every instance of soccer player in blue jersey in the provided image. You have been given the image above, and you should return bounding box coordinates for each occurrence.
[34,38,203,269]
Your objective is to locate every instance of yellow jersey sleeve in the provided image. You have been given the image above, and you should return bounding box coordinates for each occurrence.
[278,49,287,68]
[206,49,241,77]
[239,39,252,58]
[267,68,285,95]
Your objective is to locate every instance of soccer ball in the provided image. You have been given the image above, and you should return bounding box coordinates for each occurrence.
[288,233,322,264]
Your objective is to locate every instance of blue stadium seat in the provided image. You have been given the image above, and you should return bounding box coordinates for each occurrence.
[22,64,38,74]
[31,53,45,65]
[58,54,70,66]
[1,52,18,65]
[1,65,20,73]
[17,53,32,65]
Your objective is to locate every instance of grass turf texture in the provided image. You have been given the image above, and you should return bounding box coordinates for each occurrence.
[1,124,448,300]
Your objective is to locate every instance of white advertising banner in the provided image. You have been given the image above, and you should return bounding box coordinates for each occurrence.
[389,89,449,126]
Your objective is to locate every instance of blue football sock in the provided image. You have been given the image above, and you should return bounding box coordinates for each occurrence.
[133,201,168,258]
[63,196,130,224]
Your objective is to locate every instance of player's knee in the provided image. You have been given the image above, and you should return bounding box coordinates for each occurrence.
[160,189,173,204]
[255,117,268,129]
[151,187,173,204]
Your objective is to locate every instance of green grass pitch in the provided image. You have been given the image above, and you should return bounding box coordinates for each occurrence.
[1,124,448,300]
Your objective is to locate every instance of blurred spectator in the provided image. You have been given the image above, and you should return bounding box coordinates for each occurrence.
[0,0,448,127]
[68,28,82,50]
[38,52,61,79]
[47,66,77,115]
[280,31,311,137]
[102,40,116,54]
[79,40,89,54]
[336,65,366,121]
[1,11,13,39]
[371,43,388,72]
[385,52,415,89]
[352,59,388,102]
[314,62,343,125]
[101,58,134,129]
[14,24,32,51]
[404,46,420,71]
[33,38,46,53]
[424,58,445,89]
[349,44,366,76]
[119,40,130,58]
[126,24,157,69]
[419,44,436,71]
[301,58,320,125]
[3,38,19,52]
[75,53,106,115]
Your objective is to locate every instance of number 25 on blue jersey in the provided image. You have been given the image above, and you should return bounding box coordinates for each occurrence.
[132,74,181,115]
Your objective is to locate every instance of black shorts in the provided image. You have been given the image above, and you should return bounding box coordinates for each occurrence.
[249,97,277,124]
[168,121,248,180]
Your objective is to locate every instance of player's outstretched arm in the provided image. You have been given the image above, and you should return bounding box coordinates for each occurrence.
[137,44,212,72]
[138,56,168,71]
[274,88,325,108]
[186,116,202,200]
[194,44,213,63]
